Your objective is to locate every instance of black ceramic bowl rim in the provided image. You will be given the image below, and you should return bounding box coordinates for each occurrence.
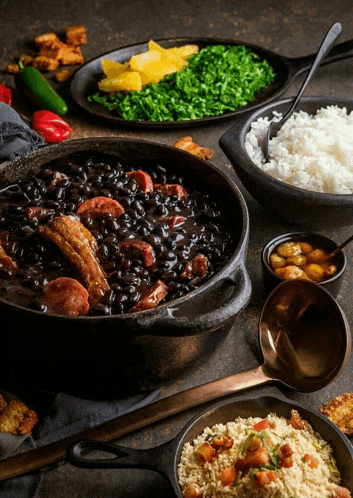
[261,231,347,287]
[220,96,353,205]
[0,137,251,327]
[170,394,353,496]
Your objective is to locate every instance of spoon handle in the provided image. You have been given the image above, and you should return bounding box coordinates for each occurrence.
[280,22,342,126]
[0,366,271,482]
[324,233,353,261]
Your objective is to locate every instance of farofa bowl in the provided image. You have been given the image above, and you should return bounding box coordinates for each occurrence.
[219,96,353,229]
[67,395,353,497]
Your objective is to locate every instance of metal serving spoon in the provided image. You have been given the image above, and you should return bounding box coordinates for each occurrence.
[0,279,350,481]
[263,22,342,161]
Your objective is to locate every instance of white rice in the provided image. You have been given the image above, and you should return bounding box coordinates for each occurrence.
[244,106,353,194]
[177,412,342,498]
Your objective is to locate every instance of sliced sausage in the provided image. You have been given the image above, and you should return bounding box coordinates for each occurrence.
[160,215,185,228]
[181,253,208,280]
[118,239,155,267]
[77,196,125,218]
[41,277,90,316]
[26,206,54,222]
[126,170,154,193]
[154,184,187,200]
[130,280,168,312]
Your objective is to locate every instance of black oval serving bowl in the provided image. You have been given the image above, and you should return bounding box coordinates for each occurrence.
[262,232,347,298]
[0,138,251,397]
[67,394,353,496]
[219,96,353,228]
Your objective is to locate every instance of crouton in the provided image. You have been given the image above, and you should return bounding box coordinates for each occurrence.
[0,394,7,412]
[34,32,61,49]
[173,136,214,160]
[64,25,87,46]
[16,410,38,436]
[0,401,28,434]
[39,40,65,61]
[60,45,84,65]
[19,54,34,66]
[54,68,70,82]
[0,397,38,435]
[6,63,20,74]
[32,56,60,71]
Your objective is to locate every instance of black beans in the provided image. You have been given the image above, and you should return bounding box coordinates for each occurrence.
[0,151,236,316]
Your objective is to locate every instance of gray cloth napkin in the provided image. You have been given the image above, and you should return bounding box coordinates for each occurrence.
[0,389,162,497]
[0,102,44,162]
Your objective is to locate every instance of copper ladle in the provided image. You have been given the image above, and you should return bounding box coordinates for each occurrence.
[0,279,350,481]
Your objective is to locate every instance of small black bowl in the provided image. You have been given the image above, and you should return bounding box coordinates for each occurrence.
[219,96,353,228]
[261,232,347,297]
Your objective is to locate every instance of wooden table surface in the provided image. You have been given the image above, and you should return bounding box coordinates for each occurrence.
[1,0,353,496]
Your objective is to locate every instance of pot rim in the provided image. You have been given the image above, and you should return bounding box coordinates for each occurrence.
[0,137,251,323]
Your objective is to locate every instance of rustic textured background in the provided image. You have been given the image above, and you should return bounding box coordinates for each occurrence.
[1,0,353,496]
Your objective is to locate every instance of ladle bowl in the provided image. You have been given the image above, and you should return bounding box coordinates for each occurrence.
[0,279,350,482]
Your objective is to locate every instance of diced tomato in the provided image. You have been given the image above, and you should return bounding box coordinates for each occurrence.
[333,486,352,498]
[196,441,217,463]
[253,470,276,488]
[288,410,306,430]
[303,453,319,469]
[245,447,271,468]
[247,436,262,453]
[127,170,154,193]
[280,443,293,457]
[279,455,293,468]
[253,418,270,431]
[211,435,234,450]
[183,483,203,498]
[234,458,247,473]
[77,196,125,218]
[219,466,237,487]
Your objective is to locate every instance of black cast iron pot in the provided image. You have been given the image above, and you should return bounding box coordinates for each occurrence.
[0,138,251,398]
[67,394,353,496]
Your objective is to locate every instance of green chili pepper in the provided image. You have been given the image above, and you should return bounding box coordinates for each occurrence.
[16,60,68,115]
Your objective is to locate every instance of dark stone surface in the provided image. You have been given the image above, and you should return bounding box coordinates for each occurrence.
[1,0,353,496]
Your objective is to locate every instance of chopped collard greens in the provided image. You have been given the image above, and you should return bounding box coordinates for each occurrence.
[88,44,275,122]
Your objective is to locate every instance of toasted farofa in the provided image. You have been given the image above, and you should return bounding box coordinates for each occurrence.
[178,413,342,498]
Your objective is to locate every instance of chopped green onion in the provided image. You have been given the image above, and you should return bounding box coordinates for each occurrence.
[88,44,275,122]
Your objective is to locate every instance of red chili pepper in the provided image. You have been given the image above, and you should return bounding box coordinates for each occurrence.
[31,110,72,143]
[0,84,13,106]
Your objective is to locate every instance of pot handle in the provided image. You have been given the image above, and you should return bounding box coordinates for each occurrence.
[132,260,252,336]
[67,438,175,478]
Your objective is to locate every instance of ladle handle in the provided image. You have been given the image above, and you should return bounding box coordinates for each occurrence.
[0,366,271,482]
[280,22,342,125]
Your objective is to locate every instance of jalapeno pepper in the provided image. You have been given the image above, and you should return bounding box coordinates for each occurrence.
[32,110,72,143]
[16,60,68,115]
